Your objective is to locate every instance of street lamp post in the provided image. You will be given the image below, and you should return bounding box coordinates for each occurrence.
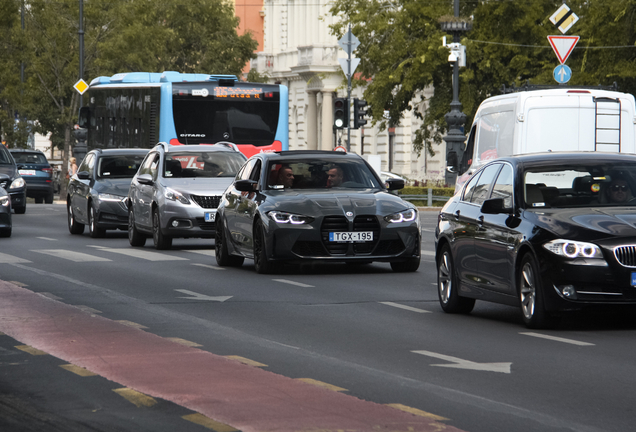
[73,0,88,163]
[440,3,471,186]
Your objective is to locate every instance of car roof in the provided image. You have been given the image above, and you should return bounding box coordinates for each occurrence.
[257,150,361,161]
[9,148,45,154]
[494,152,636,167]
[156,143,243,153]
[91,148,149,156]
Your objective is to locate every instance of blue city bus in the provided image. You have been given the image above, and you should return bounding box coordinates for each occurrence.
[78,71,289,158]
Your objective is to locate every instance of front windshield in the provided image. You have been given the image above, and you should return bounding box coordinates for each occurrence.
[524,162,636,208]
[0,147,13,164]
[97,155,146,178]
[164,151,245,178]
[266,159,383,190]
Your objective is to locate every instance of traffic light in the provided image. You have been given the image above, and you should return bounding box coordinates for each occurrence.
[333,97,348,129]
[353,98,368,129]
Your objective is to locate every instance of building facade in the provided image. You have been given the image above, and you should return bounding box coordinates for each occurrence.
[251,0,446,183]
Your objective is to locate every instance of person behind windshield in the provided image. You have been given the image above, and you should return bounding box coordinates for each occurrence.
[326,166,344,188]
[606,177,632,204]
[276,165,295,188]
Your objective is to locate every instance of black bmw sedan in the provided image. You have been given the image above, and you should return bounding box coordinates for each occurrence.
[215,151,421,274]
[436,152,636,328]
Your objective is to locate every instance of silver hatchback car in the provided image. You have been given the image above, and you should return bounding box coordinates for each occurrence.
[127,142,247,249]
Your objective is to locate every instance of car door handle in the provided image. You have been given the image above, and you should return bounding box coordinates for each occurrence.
[477,215,485,227]
[454,210,460,220]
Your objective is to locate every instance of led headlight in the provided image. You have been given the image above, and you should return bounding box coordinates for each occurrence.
[0,196,9,207]
[267,211,314,225]
[165,188,190,205]
[543,239,603,259]
[98,193,125,203]
[9,177,25,190]
[384,208,417,223]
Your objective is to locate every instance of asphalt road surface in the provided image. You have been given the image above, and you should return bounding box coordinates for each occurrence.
[0,203,635,432]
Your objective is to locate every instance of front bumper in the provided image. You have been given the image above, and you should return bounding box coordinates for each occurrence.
[96,199,129,230]
[265,214,420,263]
[160,201,217,239]
[8,189,26,210]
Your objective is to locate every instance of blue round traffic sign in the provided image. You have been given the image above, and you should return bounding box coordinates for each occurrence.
[553,64,572,84]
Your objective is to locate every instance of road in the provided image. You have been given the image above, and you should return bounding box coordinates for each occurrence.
[1,203,635,432]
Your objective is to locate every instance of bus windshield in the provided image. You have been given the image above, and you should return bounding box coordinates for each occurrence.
[172,83,280,147]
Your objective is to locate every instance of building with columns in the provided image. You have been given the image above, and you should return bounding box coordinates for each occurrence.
[249,0,447,183]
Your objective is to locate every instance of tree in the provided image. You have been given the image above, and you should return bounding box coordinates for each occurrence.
[328,0,636,156]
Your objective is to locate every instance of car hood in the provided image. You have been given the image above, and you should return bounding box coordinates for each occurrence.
[94,178,136,196]
[0,165,18,179]
[528,207,636,239]
[262,189,413,216]
[164,178,234,195]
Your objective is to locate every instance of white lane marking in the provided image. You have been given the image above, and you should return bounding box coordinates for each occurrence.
[192,263,225,271]
[273,279,315,288]
[380,302,431,314]
[184,249,216,256]
[175,289,232,302]
[97,248,189,261]
[36,237,57,241]
[421,250,435,256]
[32,249,111,262]
[0,253,31,264]
[520,332,595,346]
[412,350,512,374]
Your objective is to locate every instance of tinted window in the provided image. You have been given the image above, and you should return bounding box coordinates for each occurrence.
[462,171,482,202]
[0,147,13,164]
[164,151,246,178]
[138,152,158,176]
[97,155,145,178]
[172,83,280,146]
[78,153,93,173]
[11,152,48,164]
[266,159,382,189]
[470,164,502,206]
[492,164,514,207]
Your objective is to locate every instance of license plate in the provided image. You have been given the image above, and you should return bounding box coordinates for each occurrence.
[204,212,216,222]
[19,170,35,176]
[631,272,636,286]
[329,231,373,242]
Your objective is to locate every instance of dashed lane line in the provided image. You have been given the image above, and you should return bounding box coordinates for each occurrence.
[32,249,111,262]
[224,355,268,368]
[192,263,225,271]
[15,345,48,356]
[273,279,315,288]
[520,332,595,346]
[379,302,431,314]
[0,252,31,264]
[182,413,239,432]
[386,403,449,421]
[112,388,157,408]
[295,378,348,392]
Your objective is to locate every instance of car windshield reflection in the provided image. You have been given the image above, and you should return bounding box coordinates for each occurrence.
[266,159,382,189]
[524,163,636,208]
[164,152,245,178]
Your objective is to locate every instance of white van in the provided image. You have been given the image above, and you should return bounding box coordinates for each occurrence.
[454,87,636,188]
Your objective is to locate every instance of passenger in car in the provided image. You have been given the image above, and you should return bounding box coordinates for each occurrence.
[606,178,632,204]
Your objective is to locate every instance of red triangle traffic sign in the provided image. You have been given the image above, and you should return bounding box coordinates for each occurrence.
[547,35,580,64]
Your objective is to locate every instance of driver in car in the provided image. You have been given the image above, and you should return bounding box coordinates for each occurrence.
[326,166,344,188]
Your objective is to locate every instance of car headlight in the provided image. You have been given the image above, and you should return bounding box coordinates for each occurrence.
[0,196,9,207]
[9,177,25,190]
[384,208,417,223]
[98,193,125,203]
[543,240,603,259]
[165,187,190,205]
[267,211,314,225]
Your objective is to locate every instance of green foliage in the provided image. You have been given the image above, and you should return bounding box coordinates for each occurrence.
[329,0,636,157]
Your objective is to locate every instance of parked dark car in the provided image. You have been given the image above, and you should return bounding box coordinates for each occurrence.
[9,148,54,204]
[67,148,148,237]
[435,152,636,329]
[215,150,420,274]
[127,142,247,249]
[0,178,12,236]
[0,145,26,214]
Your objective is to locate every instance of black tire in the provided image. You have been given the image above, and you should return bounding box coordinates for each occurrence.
[215,217,244,267]
[518,254,559,329]
[253,219,273,274]
[0,228,11,238]
[88,204,106,238]
[128,209,146,247]
[67,203,85,235]
[437,243,475,314]
[45,191,54,204]
[152,208,172,250]
[390,257,420,272]
[14,206,26,214]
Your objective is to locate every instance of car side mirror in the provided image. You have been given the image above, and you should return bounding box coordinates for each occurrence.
[385,178,405,191]
[137,174,154,185]
[481,197,512,215]
[77,171,90,180]
[235,179,258,192]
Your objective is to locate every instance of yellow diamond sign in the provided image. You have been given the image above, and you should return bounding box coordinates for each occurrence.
[74,79,89,95]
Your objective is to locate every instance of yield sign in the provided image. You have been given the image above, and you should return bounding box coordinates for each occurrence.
[547,35,579,64]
